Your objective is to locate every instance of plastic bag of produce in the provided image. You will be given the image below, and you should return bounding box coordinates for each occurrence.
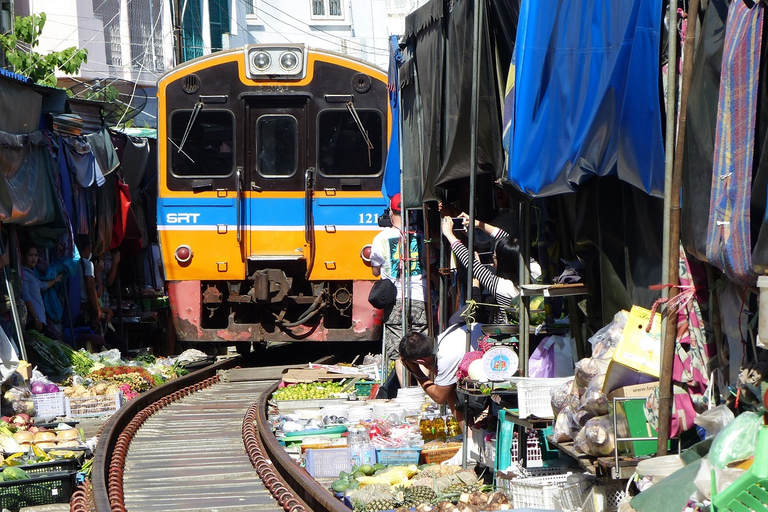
[574,358,600,393]
[2,386,35,416]
[580,375,609,416]
[574,415,615,457]
[550,379,578,416]
[708,411,763,469]
[589,310,628,360]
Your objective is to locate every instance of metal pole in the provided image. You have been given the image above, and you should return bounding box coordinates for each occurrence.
[0,228,27,361]
[462,0,483,469]
[172,0,184,65]
[658,0,683,456]
[518,202,530,376]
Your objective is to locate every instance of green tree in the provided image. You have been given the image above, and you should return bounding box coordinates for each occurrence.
[0,13,88,87]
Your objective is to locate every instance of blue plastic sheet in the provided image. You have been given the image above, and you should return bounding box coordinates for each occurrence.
[504,0,664,197]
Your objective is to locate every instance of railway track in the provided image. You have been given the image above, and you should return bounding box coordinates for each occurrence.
[75,355,351,512]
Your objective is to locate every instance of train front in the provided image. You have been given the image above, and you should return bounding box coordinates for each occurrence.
[156,44,390,350]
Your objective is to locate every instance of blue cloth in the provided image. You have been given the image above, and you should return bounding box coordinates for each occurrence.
[504,0,664,197]
[384,35,402,198]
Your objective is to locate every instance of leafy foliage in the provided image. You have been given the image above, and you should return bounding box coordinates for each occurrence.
[0,13,88,86]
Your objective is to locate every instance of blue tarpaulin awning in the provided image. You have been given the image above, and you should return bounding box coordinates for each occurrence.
[504,0,665,198]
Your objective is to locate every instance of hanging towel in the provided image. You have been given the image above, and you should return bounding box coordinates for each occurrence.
[706,0,764,286]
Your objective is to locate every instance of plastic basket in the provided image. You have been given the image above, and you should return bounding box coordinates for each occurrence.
[582,482,628,512]
[274,397,347,412]
[65,393,122,418]
[305,447,354,478]
[512,377,572,419]
[0,470,77,512]
[32,392,66,418]
[354,381,376,398]
[713,425,768,512]
[500,472,572,510]
[375,447,421,466]
[17,459,80,474]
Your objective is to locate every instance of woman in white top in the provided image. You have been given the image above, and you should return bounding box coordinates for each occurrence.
[441,213,521,323]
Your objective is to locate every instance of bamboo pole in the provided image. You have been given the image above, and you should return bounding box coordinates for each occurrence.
[658,0,699,455]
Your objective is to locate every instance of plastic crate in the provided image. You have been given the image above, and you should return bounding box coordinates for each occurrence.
[304,446,375,478]
[0,470,77,512]
[582,482,628,512]
[305,447,353,478]
[512,377,572,419]
[17,459,80,474]
[354,380,376,398]
[498,471,572,510]
[32,392,66,418]
[375,447,421,466]
[65,392,122,418]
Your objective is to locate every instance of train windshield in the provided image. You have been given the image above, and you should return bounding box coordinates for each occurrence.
[317,110,383,176]
[169,110,235,178]
[256,115,298,177]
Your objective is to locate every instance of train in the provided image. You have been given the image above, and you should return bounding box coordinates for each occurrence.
[156,44,391,352]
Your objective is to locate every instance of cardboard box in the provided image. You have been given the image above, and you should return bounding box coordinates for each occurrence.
[607,382,659,400]
[602,306,661,394]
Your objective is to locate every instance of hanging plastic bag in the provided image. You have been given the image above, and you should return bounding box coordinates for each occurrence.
[694,404,735,440]
[553,334,575,377]
[0,327,19,385]
[528,336,555,378]
[708,411,763,469]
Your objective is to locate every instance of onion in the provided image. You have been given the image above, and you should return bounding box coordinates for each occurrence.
[45,383,60,394]
[30,381,47,395]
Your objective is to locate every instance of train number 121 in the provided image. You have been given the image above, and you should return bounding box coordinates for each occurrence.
[358,213,379,224]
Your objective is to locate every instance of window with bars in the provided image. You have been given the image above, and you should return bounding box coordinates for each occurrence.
[311,0,343,20]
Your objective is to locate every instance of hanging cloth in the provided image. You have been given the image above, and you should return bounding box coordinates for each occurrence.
[706,0,764,286]
[644,245,717,436]
[110,176,131,250]
[85,128,120,177]
[62,136,106,188]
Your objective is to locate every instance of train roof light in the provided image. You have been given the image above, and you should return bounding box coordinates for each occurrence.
[245,45,307,80]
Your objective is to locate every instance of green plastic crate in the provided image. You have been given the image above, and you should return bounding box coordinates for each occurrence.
[0,470,77,512]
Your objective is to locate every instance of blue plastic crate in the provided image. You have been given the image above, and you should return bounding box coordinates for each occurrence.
[375,447,421,466]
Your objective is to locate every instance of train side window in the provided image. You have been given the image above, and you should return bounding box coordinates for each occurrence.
[256,115,298,177]
[317,110,383,176]
[170,110,235,178]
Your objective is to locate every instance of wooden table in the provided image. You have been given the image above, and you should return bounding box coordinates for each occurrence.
[546,437,640,479]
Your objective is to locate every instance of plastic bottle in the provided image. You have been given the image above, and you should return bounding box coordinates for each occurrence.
[446,416,461,438]
[432,416,446,442]
[348,425,369,467]
[419,415,434,442]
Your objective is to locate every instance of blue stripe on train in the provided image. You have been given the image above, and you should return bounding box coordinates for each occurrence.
[157,197,388,227]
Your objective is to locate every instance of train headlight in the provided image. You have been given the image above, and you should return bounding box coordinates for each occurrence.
[360,245,372,264]
[279,51,299,71]
[245,45,306,79]
[251,51,271,71]
[175,245,193,264]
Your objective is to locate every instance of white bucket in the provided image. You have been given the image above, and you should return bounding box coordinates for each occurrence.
[636,454,684,482]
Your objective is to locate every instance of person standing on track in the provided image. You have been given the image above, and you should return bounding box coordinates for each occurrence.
[370,193,428,386]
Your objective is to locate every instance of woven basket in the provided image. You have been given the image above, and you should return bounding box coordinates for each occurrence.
[420,443,462,465]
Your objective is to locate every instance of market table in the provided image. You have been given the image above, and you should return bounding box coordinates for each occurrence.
[546,436,640,479]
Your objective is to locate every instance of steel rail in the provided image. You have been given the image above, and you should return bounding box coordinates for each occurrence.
[79,356,346,512]
[255,381,351,512]
[88,356,241,511]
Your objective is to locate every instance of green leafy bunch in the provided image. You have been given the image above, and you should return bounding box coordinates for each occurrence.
[0,13,88,86]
